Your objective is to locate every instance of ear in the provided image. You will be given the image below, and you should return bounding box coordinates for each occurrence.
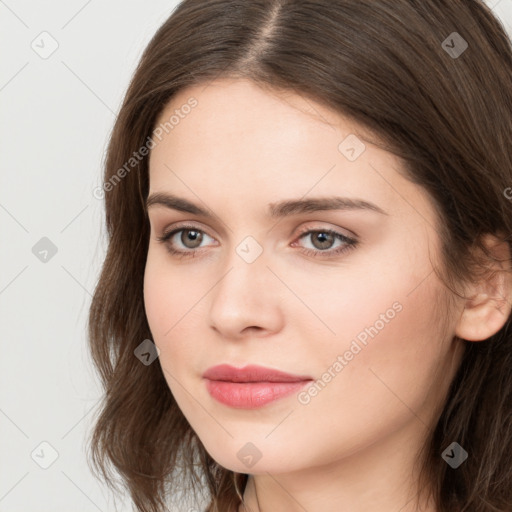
[455,233,512,342]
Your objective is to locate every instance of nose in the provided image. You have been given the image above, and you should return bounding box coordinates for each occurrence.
[207,244,285,340]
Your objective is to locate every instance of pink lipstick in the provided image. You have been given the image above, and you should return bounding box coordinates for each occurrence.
[202,364,313,409]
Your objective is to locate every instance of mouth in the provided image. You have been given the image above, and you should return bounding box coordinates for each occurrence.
[202,363,313,383]
[203,380,313,409]
[202,364,314,409]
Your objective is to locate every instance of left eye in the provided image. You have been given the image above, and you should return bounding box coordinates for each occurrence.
[291,228,358,258]
[156,226,358,259]
[298,229,347,251]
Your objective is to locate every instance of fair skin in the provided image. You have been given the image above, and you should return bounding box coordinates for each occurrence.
[143,78,511,512]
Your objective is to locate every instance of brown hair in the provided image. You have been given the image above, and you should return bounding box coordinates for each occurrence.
[87,1,512,511]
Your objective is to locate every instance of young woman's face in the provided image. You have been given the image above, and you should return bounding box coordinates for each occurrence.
[144,78,465,476]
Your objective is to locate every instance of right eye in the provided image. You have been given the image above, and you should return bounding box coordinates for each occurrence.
[156,225,217,258]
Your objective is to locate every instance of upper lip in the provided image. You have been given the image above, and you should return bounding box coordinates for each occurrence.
[202,364,313,383]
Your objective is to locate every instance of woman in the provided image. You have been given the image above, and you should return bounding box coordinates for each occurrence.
[87,1,512,511]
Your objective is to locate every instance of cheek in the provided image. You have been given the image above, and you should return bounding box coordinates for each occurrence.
[301,246,448,407]
[316,235,441,358]
[143,256,211,430]
[143,252,206,374]
[143,256,183,368]
[306,275,447,423]
[143,248,193,337]
[282,285,449,469]
[143,255,170,338]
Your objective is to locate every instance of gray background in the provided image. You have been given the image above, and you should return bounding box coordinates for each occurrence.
[1,1,511,510]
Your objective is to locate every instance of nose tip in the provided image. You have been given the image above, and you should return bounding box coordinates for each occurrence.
[207,261,285,341]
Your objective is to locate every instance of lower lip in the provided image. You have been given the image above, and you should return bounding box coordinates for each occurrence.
[204,379,311,409]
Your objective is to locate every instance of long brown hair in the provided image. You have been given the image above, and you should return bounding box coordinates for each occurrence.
[87,1,512,510]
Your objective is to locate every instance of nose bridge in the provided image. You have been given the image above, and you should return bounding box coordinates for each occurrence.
[207,233,283,336]
[216,233,269,303]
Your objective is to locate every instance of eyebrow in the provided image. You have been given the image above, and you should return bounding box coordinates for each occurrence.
[146,192,388,218]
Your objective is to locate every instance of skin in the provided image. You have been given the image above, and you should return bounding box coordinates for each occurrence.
[143,77,511,512]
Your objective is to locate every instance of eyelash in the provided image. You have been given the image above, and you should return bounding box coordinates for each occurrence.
[155,223,358,260]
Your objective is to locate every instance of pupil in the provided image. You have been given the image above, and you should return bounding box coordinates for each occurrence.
[314,232,333,249]
[183,229,202,248]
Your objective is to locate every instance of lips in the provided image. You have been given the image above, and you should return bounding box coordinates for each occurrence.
[202,364,314,409]
[202,364,313,383]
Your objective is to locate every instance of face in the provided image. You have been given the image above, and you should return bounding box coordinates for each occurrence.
[144,77,464,475]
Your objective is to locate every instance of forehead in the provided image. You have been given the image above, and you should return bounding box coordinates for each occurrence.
[153,79,364,175]
[153,78,358,155]
[147,78,434,229]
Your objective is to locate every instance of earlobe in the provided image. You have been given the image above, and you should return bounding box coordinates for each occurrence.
[454,234,512,342]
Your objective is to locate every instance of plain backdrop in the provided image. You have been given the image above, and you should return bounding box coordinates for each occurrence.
[1,1,511,511]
